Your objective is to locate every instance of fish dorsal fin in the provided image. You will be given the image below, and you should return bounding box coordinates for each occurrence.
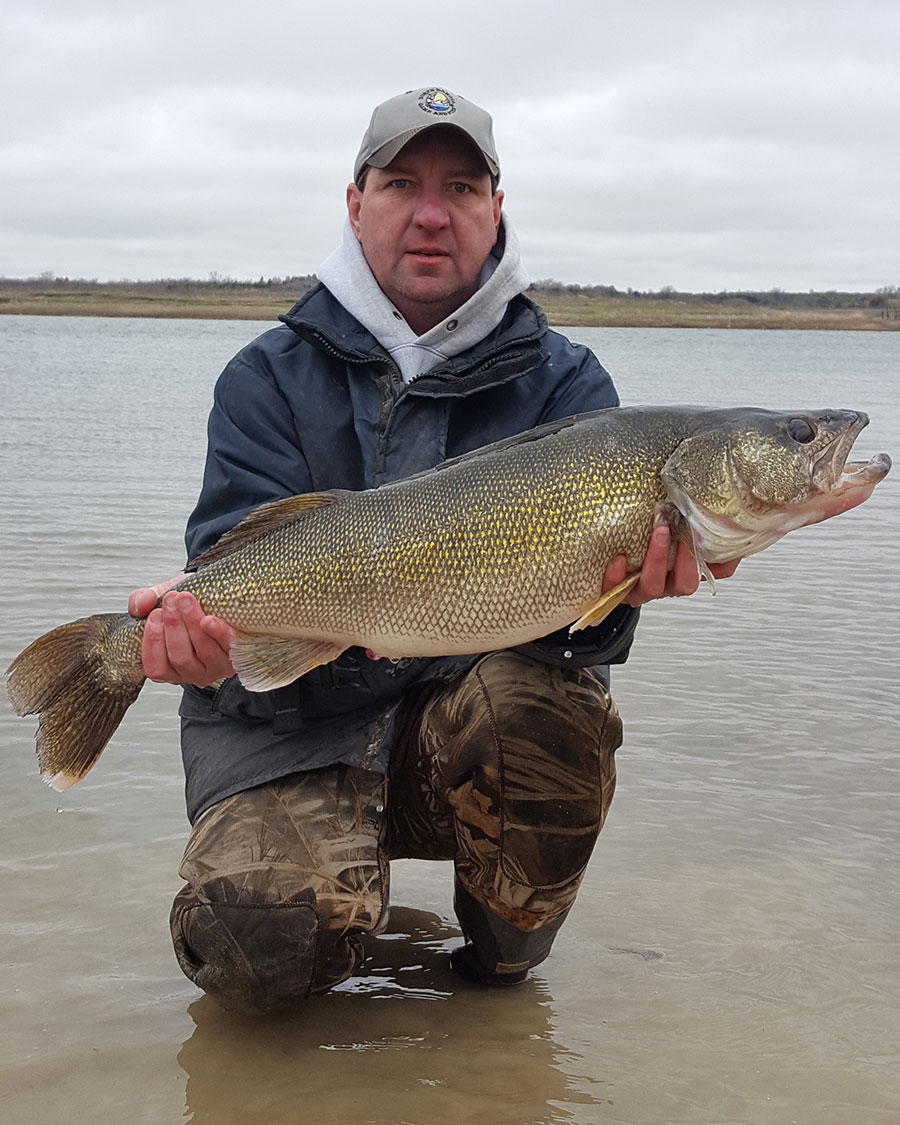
[188,491,348,569]
[424,412,592,477]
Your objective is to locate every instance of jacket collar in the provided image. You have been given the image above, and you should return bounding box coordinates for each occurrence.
[280,284,550,394]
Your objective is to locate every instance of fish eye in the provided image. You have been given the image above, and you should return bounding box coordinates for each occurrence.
[787,418,816,443]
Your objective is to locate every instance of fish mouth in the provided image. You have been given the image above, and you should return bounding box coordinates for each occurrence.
[807,412,891,523]
[838,451,892,487]
[812,412,891,492]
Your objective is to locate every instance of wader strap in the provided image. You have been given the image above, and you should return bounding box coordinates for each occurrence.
[271,681,303,734]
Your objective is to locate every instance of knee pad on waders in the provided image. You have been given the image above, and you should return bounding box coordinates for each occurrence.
[170,885,358,1015]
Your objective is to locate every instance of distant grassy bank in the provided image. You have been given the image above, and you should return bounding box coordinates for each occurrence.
[530,292,898,331]
[1,277,898,330]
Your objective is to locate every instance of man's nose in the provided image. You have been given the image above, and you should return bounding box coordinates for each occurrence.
[412,189,450,229]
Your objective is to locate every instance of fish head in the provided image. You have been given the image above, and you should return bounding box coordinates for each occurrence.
[661,409,891,562]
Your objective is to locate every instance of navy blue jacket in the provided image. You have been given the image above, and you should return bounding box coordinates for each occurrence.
[179,284,639,821]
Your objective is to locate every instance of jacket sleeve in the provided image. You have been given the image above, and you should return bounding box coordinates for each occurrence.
[184,347,314,562]
[523,330,641,670]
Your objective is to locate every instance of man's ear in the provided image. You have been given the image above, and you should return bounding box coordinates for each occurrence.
[492,188,504,234]
[346,183,363,239]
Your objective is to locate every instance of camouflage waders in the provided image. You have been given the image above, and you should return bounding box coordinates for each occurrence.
[170,650,622,1013]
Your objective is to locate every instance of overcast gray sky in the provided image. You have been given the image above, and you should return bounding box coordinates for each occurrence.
[3,0,898,292]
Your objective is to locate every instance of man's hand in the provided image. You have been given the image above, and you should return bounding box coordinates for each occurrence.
[128,579,235,687]
[602,525,740,607]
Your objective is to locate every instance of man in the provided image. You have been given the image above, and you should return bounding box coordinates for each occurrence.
[130,87,736,1014]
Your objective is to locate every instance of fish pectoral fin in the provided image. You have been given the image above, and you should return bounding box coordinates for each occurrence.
[188,490,350,569]
[672,516,717,593]
[569,574,641,633]
[230,631,346,692]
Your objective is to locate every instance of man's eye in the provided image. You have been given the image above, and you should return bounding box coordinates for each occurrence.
[450,182,471,194]
[389,179,409,189]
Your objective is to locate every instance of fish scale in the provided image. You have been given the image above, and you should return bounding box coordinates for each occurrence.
[6,404,890,790]
[183,437,649,651]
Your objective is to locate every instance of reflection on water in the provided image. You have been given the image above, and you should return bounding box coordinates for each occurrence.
[1,317,898,1124]
[178,902,609,1125]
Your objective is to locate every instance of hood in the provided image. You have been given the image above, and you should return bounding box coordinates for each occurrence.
[315,213,531,383]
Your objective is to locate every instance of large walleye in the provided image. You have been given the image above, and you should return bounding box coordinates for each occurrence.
[7,406,891,791]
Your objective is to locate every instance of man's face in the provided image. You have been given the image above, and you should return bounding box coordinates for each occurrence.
[346,129,503,335]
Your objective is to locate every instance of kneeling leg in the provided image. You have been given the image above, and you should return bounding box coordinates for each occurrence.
[390,651,622,983]
[170,765,387,1014]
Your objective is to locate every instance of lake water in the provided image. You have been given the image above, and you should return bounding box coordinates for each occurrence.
[1,316,897,1125]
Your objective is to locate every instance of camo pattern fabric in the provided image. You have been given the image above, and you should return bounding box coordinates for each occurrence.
[170,650,621,1011]
[386,650,622,931]
[170,764,388,1013]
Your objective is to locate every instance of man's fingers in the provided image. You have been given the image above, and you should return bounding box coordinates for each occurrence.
[139,593,234,685]
[668,542,701,597]
[195,612,237,679]
[141,609,173,681]
[129,587,159,618]
[709,558,741,579]
[159,593,199,671]
[128,574,186,618]
[601,554,628,594]
[200,613,236,652]
[162,594,222,677]
[614,526,740,611]
[625,525,671,604]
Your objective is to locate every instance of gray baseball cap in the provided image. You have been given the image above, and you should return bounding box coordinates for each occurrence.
[353,87,500,185]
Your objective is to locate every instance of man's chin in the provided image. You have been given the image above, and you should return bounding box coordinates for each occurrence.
[394,279,474,310]
[383,273,480,332]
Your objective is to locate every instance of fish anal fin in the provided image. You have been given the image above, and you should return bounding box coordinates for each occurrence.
[569,574,641,633]
[230,631,346,692]
[188,491,348,570]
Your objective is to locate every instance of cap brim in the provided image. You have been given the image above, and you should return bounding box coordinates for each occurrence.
[356,123,499,183]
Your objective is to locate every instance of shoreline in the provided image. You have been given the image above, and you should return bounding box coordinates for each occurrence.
[1,286,897,331]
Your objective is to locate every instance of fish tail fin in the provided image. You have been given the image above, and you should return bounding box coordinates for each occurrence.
[6,613,146,791]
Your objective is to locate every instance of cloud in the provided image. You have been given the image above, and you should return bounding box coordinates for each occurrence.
[3,0,898,289]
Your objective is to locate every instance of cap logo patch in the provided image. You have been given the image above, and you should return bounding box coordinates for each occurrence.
[418,88,456,116]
